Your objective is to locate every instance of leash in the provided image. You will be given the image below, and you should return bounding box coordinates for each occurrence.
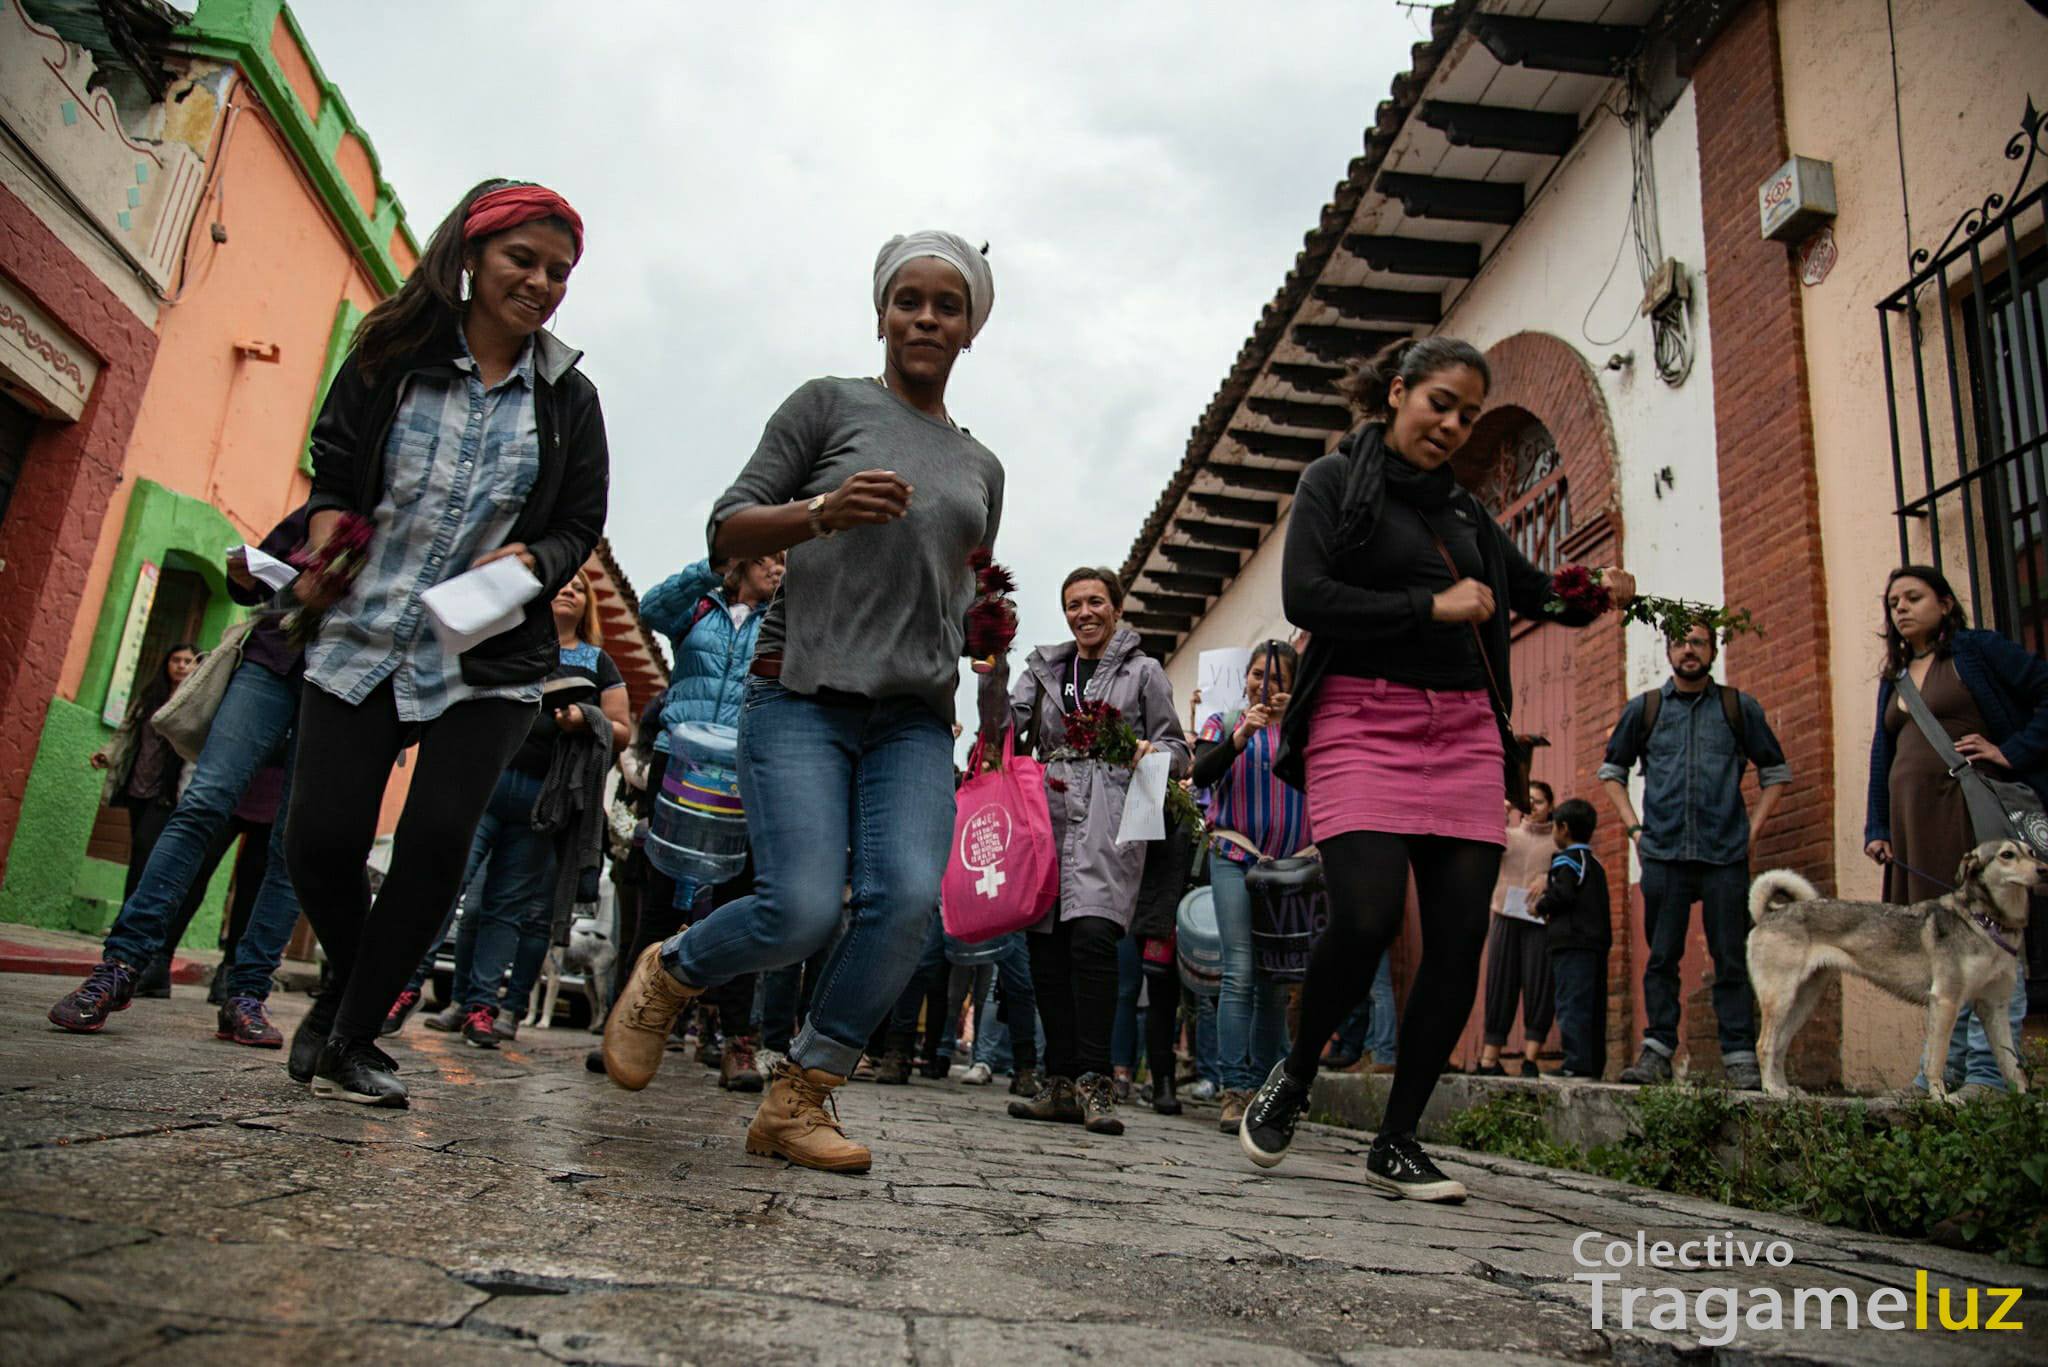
[1881,852,1954,893]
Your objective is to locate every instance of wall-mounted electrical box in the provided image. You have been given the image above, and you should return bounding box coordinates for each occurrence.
[1757,156,1837,243]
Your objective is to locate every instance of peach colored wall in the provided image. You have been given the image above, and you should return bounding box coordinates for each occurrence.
[1777,0,2048,1090]
[56,92,382,699]
[269,10,321,123]
[334,133,376,217]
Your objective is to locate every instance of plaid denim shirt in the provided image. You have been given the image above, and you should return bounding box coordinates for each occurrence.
[305,336,544,722]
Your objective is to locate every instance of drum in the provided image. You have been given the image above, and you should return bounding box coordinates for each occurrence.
[1243,854,1329,983]
[1174,885,1223,997]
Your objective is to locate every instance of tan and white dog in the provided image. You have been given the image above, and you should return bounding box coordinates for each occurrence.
[1747,840,2041,1099]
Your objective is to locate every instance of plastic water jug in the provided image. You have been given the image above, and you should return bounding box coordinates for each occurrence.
[646,721,747,885]
[1175,885,1222,997]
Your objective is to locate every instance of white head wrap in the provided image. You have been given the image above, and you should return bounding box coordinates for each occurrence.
[873,231,995,341]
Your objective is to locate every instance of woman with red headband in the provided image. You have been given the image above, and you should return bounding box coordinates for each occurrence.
[282,178,609,1107]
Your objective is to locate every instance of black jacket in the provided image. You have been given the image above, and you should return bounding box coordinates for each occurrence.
[1274,423,1596,790]
[1129,810,1198,941]
[1535,844,1610,952]
[305,318,610,687]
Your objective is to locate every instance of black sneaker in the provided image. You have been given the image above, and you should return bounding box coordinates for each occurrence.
[381,988,422,1037]
[47,960,140,1033]
[1238,1061,1311,1169]
[311,1037,408,1108]
[1518,1058,1542,1079]
[1472,1062,1507,1077]
[287,992,341,1084]
[1365,1133,1467,1203]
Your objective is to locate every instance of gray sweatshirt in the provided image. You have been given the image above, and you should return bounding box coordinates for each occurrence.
[708,377,1004,721]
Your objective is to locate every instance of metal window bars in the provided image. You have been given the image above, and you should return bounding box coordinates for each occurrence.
[1878,102,2048,655]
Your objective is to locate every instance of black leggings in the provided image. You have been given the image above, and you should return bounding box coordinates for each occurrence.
[1026,913,1122,1079]
[1285,830,1500,1139]
[285,680,534,1042]
[1141,955,1181,1084]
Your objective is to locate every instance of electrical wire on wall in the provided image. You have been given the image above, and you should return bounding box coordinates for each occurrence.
[1578,75,1695,387]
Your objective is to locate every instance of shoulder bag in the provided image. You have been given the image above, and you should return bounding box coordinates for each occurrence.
[1894,668,2048,858]
[150,618,258,764]
[1426,532,1545,812]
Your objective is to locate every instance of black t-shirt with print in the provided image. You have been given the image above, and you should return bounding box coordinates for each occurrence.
[511,642,625,777]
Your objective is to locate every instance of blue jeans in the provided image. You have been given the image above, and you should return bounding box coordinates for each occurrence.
[103,661,305,1000]
[1111,932,1144,1072]
[1916,976,2029,1091]
[444,768,557,1009]
[1194,990,1220,1085]
[1213,857,1292,1090]
[1550,948,1606,1077]
[1639,857,1754,1059]
[1364,952,1398,1064]
[663,681,955,1077]
[971,934,1040,1072]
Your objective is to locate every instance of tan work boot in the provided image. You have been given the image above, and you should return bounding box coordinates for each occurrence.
[603,942,701,1090]
[745,1060,872,1174]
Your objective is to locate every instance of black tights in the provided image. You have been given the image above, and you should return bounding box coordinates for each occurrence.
[1285,830,1500,1139]
[1027,914,1122,1079]
[285,680,534,1042]
[1141,957,1181,1085]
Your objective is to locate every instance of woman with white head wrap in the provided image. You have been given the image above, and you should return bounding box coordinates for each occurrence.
[605,233,1006,1176]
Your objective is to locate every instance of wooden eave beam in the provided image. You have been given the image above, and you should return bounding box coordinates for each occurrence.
[1312,284,1442,326]
[1187,492,1282,524]
[1290,324,1412,364]
[1244,396,1350,431]
[1143,569,1225,598]
[1228,427,1327,462]
[1174,517,1262,551]
[1343,234,1481,279]
[1128,592,1208,617]
[1417,100,1578,157]
[1138,633,1181,661]
[1375,172,1523,226]
[1470,14,1639,76]
[1205,461,1304,495]
[1269,362,1349,394]
[1158,543,1241,576]
[1126,611,1195,633]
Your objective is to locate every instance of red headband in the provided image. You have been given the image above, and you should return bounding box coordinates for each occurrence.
[464,184,584,261]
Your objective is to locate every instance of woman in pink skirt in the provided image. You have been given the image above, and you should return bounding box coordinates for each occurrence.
[1235,336,1633,1201]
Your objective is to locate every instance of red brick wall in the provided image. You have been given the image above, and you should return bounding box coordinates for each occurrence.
[0,182,160,871]
[1692,0,1839,1085]
[1476,332,1633,1073]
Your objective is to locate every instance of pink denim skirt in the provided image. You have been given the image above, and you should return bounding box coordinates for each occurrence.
[1305,676,1506,846]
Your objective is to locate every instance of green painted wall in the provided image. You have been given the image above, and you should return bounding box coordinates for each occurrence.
[0,482,250,945]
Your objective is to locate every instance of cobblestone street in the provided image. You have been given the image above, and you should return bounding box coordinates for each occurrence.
[1,973,2043,1364]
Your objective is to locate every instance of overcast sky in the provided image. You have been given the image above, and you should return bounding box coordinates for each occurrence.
[291,1,1421,729]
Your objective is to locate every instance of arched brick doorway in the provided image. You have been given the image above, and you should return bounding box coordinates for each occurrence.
[1379,332,1636,1075]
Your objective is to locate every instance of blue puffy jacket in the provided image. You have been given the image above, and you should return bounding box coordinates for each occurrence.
[640,559,763,753]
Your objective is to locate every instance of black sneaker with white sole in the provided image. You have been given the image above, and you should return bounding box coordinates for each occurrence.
[1238,1061,1311,1169]
[1365,1133,1466,1203]
[311,1037,409,1108]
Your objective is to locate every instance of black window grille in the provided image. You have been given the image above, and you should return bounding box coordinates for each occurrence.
[1481,419,1570,573]
[1878,106,2047,655]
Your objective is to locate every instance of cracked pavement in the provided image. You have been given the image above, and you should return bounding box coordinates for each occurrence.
[0,971,2043,1364]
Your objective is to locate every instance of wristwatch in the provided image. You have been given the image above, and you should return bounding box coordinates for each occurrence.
[806,494,835,540]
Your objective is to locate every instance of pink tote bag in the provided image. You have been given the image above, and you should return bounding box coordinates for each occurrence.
[942,728,1059,943]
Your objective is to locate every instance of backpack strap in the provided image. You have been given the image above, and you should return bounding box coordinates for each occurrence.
[1634,685,1748,763]
[1718,683,1747,752]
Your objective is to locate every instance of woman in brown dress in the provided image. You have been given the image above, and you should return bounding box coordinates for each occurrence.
[1865,566,2048,1093]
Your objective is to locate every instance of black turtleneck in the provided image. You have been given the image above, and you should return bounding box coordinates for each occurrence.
[1322,452,1488,691]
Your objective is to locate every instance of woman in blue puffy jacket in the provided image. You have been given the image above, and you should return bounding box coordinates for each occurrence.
[613,551,784,1087]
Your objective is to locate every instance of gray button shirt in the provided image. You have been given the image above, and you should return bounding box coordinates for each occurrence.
[709,377,1004,722]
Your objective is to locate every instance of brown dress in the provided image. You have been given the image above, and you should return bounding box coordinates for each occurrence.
[1885,657,1987,903]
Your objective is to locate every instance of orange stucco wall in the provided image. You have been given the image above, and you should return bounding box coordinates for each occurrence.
[55,92,384,701]
[269,11,322,123]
